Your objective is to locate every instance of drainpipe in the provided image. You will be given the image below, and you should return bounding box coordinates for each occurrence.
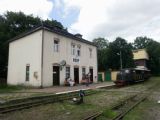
[41,25,44,88]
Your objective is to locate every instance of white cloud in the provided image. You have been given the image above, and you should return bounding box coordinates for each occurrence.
[0,0,53,19]
[63,0,160,42]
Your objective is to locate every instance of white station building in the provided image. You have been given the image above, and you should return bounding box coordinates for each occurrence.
[7,25,98,87]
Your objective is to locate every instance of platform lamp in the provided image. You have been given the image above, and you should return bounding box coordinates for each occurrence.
[117,51,122,70]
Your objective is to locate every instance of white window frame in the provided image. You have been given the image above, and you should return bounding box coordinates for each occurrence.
[89,48,92,58]
[82,67,86,77]
[26,65,30,81]
[54,38,59,52]
[77,45,81,57]
[71,44,76,55]
[66,67,70,78]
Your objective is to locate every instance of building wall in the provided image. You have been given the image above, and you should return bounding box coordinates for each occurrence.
[42,30,97,87]
[111,71,119,81]
[133,49,149,60]
[134,59,147,67]
[7,30,42,87]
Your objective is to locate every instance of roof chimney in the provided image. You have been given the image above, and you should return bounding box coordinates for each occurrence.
[74,33,82,39]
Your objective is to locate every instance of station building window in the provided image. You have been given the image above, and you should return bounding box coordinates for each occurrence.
[77,45,81,56]
[26,65,30,81]
[89,48,92,58]
[82,67,86,77]
[71,44,76,55]
[54,38,59,52]
[66,67,70,78]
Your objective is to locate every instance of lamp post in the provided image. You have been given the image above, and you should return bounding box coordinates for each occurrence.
[117,51,122,70]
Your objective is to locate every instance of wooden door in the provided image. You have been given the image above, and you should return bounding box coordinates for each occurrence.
[74,68,79,84]
[90,68,93,82]
[53,66,60,86]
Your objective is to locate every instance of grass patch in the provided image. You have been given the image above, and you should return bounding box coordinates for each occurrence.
[123,100,150,120]
[0,85,24,93]
[97,108,117,120]
[102,108,117,118]
[123,99,160,120]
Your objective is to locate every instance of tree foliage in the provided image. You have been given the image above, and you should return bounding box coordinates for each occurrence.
[97,49,109,71]
[133,36,153,49]
[93,37,108,50]
[92,37,109,71]
[107,37,134,70]
[93,37,134,71]
[147,41,160,75]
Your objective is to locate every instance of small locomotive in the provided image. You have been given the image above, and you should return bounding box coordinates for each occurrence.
[115,68,150,86]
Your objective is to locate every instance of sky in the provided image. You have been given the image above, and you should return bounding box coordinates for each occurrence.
[0,0,160,42]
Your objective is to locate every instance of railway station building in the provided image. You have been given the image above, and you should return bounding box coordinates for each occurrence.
[7,25,98,87]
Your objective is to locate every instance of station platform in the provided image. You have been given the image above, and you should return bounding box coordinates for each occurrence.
[0,82,115,102]
[23,81,115,94]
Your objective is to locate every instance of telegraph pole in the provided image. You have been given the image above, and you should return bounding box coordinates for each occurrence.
[117,51,123,70]
[120,51,122,69]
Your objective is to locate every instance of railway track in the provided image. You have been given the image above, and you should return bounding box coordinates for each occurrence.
[82,93,147,120]
[0,90,96,114]
[82,83,157,120]
[111,83,158,120]
[111,94,147,120]
[82,112,102,120]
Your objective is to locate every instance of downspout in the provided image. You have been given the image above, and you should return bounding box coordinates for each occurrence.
[41,26,44,88]
[96,47,98,82]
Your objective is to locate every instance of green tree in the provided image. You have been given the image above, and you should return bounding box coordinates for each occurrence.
[133,36,153,49]
[93,37,108,50]
[107,37,134,70]
[146,41,160,75]
[97,49,109,71]
[92,37,109,71]
[43,19,64,29]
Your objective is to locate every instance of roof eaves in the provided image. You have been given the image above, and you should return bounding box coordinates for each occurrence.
[43,26,97,47]
[8,25,97,47]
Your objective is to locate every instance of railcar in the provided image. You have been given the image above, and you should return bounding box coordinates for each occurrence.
[115,68,150,86]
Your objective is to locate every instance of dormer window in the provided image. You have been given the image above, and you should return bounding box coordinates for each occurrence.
[54,38,59,52]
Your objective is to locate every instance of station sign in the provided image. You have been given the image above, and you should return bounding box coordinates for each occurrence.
[73,58,80,63]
